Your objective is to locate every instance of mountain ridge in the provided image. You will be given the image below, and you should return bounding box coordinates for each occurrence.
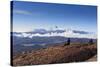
[12,44,97,66]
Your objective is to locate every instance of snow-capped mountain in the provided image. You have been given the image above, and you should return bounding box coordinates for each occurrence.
[12,29,97,39]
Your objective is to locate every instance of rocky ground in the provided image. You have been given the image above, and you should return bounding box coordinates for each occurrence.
[12,44,97,66]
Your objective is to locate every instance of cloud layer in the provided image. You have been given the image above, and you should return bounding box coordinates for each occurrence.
[13,10,32,15]
[13,29,97,39]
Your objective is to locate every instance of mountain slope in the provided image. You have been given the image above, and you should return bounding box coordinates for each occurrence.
[12,44,97,66]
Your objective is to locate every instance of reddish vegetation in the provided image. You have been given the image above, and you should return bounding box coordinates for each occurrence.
[12,44,97,66]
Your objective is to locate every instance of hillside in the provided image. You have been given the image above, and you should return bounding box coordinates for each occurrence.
[12,44,97,66]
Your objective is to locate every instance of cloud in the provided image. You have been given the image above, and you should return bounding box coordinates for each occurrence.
[13,28,97,39]
[73,30,89,34]
[13,9,32,15]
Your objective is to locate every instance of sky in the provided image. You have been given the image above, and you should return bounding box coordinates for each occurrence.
[12,1,97,33]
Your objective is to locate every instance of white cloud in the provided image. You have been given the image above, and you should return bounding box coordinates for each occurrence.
[13,9,32,15]
[13,31,97,39]
[13,28,97,39]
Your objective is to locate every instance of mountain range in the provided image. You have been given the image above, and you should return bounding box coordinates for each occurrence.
[11,29,97,54]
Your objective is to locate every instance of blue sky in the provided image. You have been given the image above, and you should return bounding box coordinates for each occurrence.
[12,1,97,33]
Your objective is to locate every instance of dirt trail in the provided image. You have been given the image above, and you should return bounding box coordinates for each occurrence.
[87,55,97,61]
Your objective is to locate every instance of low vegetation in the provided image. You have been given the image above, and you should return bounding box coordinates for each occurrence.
[12,43,97,66]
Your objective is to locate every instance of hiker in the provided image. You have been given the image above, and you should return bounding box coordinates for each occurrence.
[88,39,94,45]
[64,38,70,46]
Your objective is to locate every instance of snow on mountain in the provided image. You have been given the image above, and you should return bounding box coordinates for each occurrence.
[12,29,97,39]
